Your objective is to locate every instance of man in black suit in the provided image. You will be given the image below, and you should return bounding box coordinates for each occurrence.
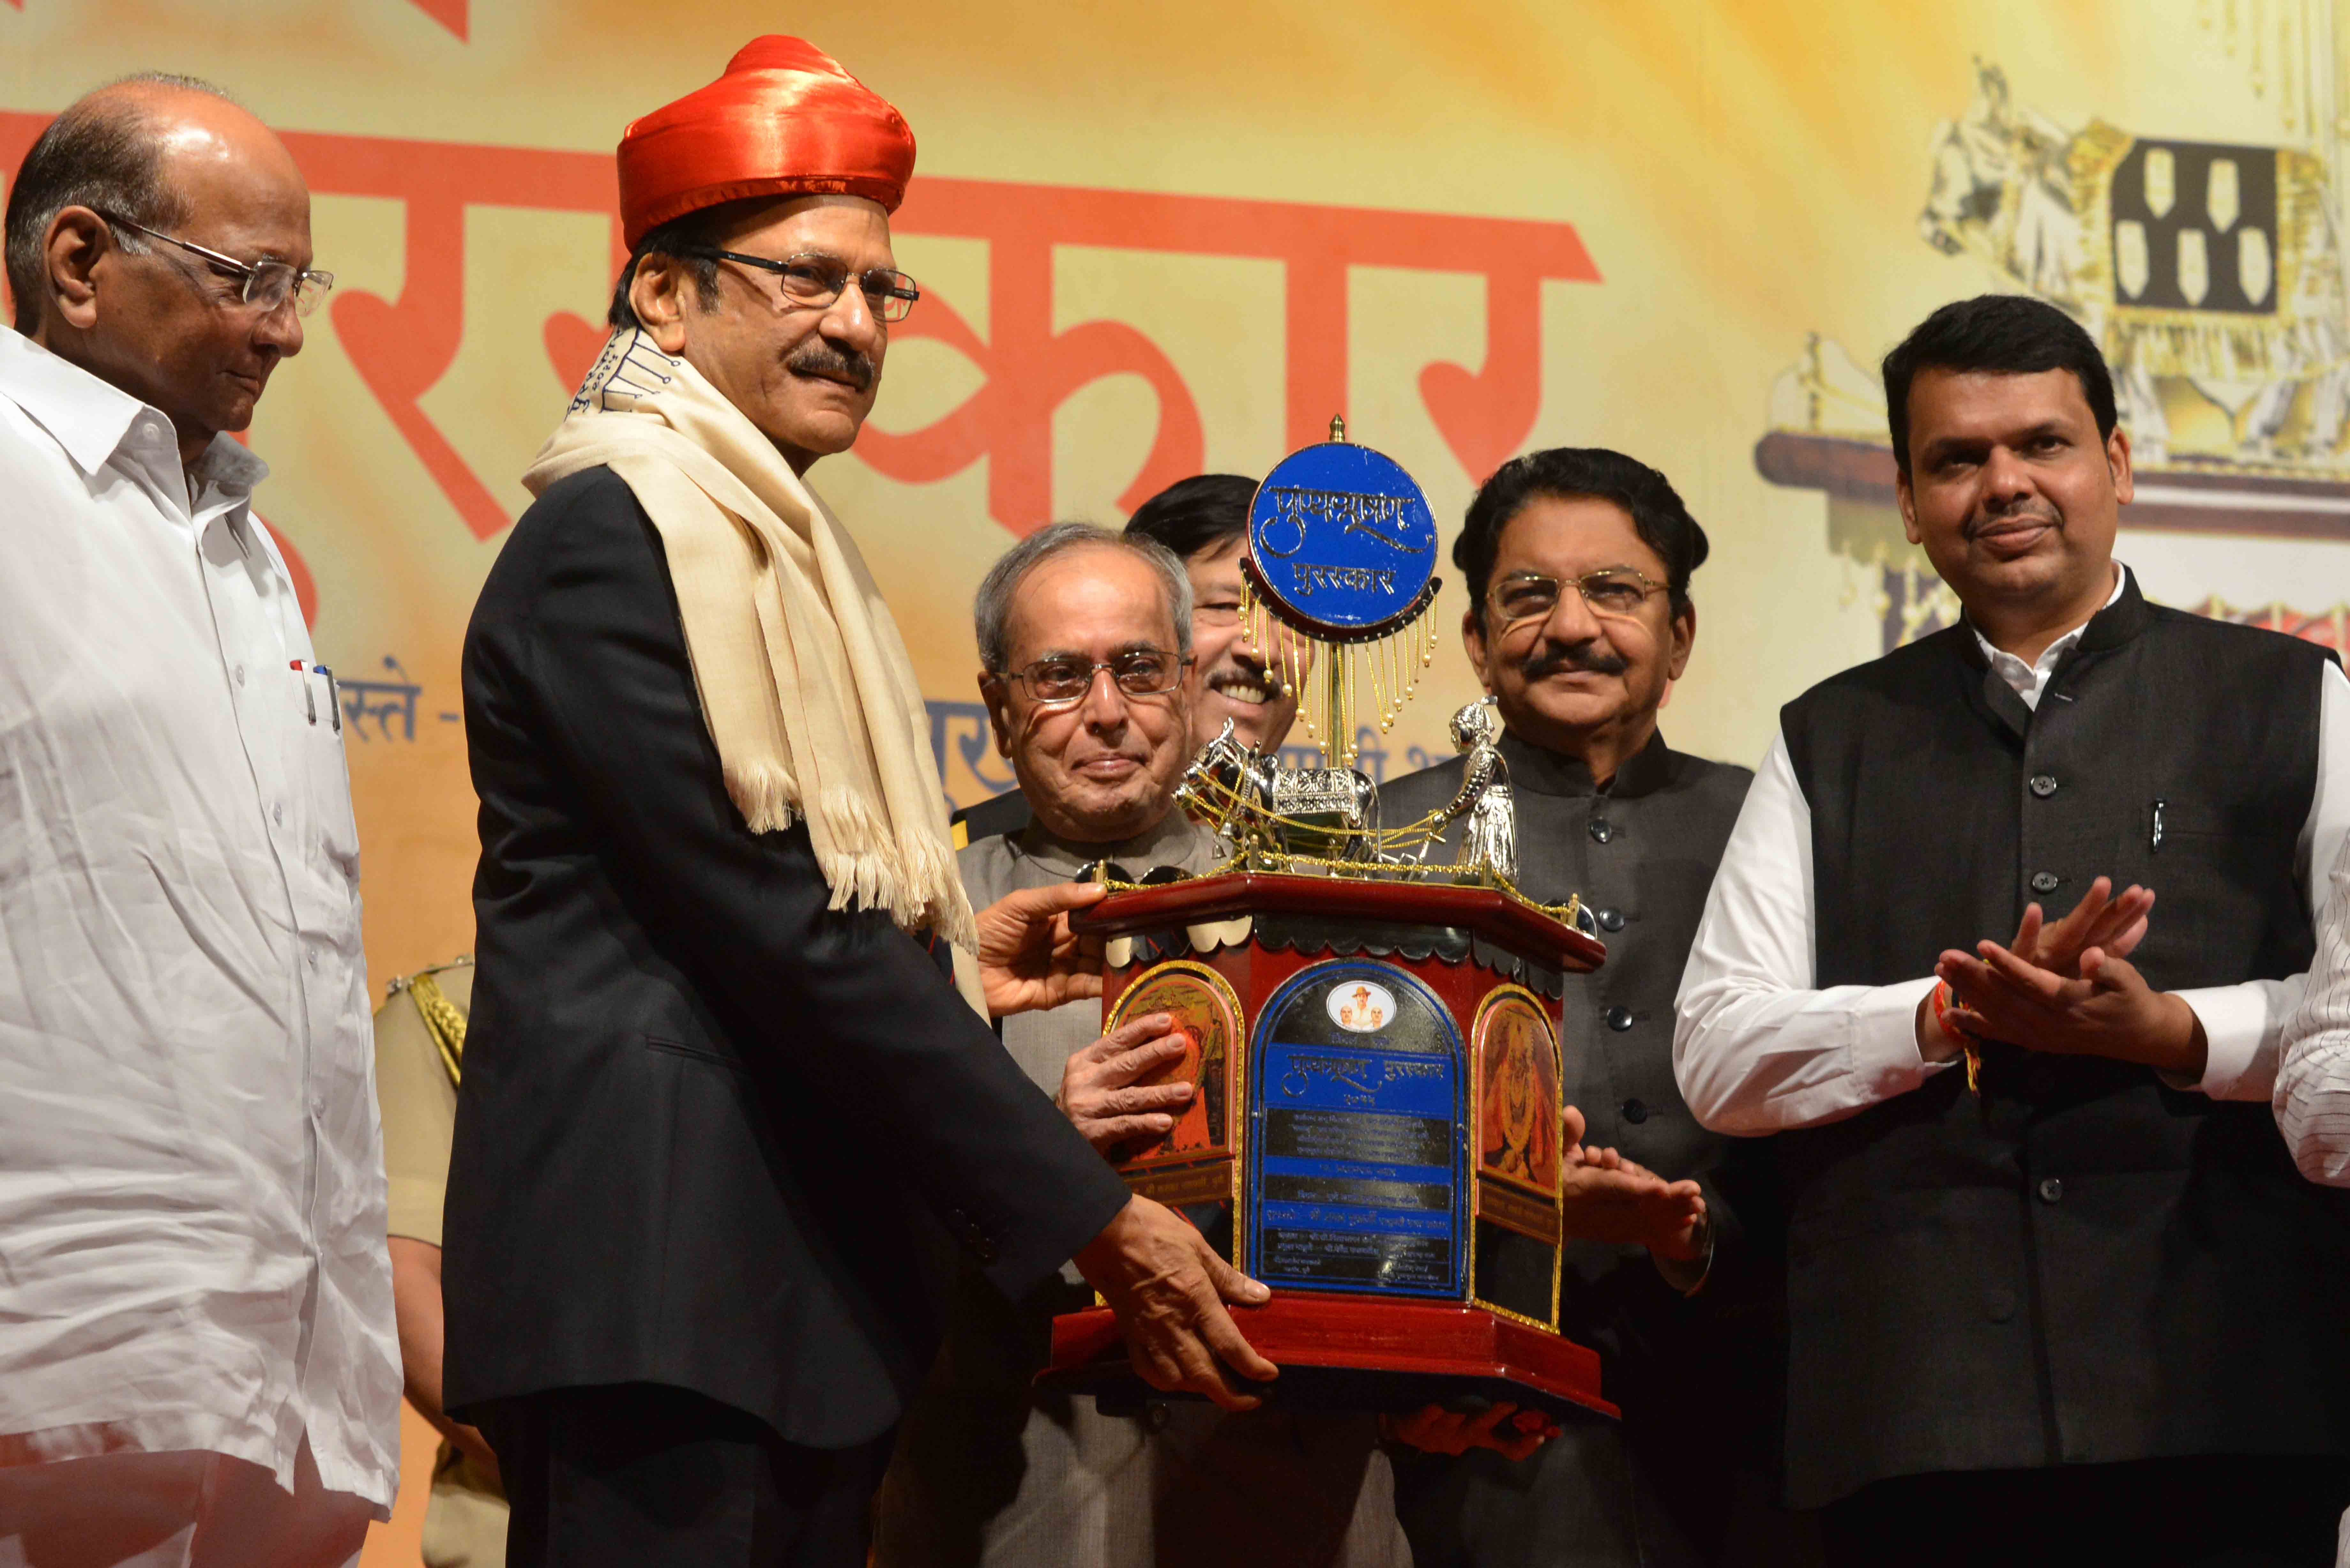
[443,39,1274,1568]
[1382,449,1813,1566]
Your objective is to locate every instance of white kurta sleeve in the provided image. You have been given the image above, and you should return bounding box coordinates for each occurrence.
[2176,660,2350,1102]
[2277,683,2350,1181]
[1672,731,1951,1136]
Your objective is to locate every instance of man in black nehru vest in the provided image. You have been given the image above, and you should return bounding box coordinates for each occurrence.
[1676,294,2350,1565]
[1383,449,1815,1566]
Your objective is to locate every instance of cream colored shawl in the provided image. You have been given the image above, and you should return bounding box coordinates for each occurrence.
[525,328,981,1003]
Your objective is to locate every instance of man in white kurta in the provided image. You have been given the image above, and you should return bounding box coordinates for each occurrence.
[0,75,398,1566]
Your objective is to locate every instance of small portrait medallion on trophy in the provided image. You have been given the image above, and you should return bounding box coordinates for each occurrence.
[1326,979,1397,1033]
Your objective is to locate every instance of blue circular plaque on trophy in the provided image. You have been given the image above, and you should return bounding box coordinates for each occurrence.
[1245,441,1441,643]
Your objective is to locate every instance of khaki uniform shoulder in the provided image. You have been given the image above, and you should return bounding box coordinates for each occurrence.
[383,954,476,1011]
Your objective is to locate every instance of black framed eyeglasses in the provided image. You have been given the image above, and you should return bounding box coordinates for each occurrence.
[1487,566,1667,629]
[685,247,920,323]
[998,650,1192,706]
[98,211,333,317]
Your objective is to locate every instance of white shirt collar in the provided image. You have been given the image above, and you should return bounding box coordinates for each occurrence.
[1970,563,2127,709]
[0,328,267,497]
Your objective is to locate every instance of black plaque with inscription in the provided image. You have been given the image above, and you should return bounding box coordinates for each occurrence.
[1246,960,1466,1298]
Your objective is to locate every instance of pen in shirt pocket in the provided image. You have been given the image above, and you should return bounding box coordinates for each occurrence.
[290,660,342,733]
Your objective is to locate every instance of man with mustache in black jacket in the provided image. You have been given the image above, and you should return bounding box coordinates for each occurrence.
[1383,448,1817,1567]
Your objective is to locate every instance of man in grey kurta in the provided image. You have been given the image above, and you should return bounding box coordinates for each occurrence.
[1382,451,1817,1567]
[874,523,1412,1568]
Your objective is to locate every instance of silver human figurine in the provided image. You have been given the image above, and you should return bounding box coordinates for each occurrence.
[1425,697,1516,883]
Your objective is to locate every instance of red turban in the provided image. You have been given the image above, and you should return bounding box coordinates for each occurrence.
[617,37,917,250]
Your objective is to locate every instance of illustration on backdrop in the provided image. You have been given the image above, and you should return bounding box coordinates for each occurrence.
[1758,42,2350,656]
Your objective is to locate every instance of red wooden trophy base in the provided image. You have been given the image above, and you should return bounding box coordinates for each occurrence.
[1046,1293,1618,1424]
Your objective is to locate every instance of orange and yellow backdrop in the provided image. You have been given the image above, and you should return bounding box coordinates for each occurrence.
[8,3,2350,1558]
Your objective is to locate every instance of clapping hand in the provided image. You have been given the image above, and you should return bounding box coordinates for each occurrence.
[973,881,1108,1017]
[1938,945,2205,1078]
[1935,876,2205,1078]
[2002,877,2154,977]
[1557,1104,1707,1262]
[1058,1013,1196,1157]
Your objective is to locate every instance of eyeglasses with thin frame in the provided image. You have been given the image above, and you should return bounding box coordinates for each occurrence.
[997,649,1192,706]
[98,212,334,318]
[1487,566,1669,630]
[685,247,920,323]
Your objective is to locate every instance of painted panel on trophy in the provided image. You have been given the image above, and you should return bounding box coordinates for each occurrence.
[1474,990,1563,1238]
[1470,986,1564,1328]
[1110,961,1246,1212]
[1247,960,1466,1298]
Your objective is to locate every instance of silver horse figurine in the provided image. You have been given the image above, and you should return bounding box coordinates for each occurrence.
[1178,720,1378,864]
[1178,720,1275,852]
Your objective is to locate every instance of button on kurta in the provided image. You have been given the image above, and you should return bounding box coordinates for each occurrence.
[2029,774,2057,797]
[1596,907,1626,932]
[2037,1177,2064,1203]
[1588,818,1614,844]
[1605,1006,1634,1032]
[2030,871,2060,893]
[1620,1097,1650,1124]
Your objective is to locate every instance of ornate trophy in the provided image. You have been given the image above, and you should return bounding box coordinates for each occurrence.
[1044,422,1616,1423]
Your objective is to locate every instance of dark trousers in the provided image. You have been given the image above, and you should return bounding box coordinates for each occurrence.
[1395,1417,1822,1568]
[1819,1456,2350,1568]
[475,1382,896,1568]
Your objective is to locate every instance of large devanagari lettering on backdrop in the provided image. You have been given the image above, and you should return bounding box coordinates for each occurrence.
[0,116,626,556]
[865,179,1601,531]
[0,113,1602,553]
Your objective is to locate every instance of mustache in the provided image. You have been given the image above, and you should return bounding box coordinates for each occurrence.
[787,339,875,392]
[1207,660,1286,698]
[1965,503,2062,541]
[1518,640,1629,680]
